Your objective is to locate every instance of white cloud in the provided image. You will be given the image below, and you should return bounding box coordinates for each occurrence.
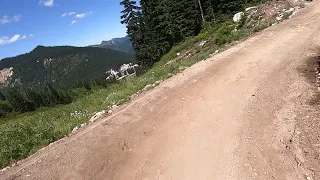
[0,16,9,24]
[12,15,21,22]
[75,11,93,19]
[0,15,21,24]
[71,20,76,25]
[61,12,76,17]
[39,0,54,7]
[29,34,34,37]
[0,34,27,45]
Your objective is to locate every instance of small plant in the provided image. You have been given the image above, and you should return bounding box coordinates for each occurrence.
[253,23,269,32]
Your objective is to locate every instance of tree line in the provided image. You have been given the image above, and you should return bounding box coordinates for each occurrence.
[0,75,123,117]
[0,84,73,117]
[120,0,263,66]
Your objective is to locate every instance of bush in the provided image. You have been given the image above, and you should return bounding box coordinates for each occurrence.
[215,23,236,46]
[0,101,12,117]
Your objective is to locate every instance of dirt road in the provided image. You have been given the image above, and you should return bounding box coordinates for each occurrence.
[2,3,320,180]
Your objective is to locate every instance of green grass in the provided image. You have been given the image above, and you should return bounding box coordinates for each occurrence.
[0,19,269,168]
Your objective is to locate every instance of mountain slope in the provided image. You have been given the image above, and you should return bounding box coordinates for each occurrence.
[90,36,133,54]
[1,3,319,178]
[0,46,135,87]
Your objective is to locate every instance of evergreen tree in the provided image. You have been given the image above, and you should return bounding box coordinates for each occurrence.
[120,0,261,66]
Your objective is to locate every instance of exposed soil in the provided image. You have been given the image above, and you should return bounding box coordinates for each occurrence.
[1,2,320,180]
[292,53,320,179]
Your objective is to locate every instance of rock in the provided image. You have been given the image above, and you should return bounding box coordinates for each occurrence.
[276,16,282,21]
[72,126,79,133]
[245,6,257,12]
[0,167,8,172]
[112,105,118,109]
[154,80,162,86]
[176,52,181,56]
[245,6,258,14]
[143,84,153,91]
[178,66,187,72]
[199,40,207,47]
[89,110,106,123]
[80,123,86,128]
[286,8,294,13]
[233,12,244,23]
[108,110,113,114]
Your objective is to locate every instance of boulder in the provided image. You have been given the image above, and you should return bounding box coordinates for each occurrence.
[199,40,207,47]
[233,12,244,23]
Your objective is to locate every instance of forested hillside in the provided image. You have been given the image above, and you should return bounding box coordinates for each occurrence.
[120,0,263,66]
[0,46,135,87]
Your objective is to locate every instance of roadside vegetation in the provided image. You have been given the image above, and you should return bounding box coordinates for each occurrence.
[0,0,299,169]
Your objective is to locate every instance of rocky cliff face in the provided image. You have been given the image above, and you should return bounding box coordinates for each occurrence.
[0,67,13,85]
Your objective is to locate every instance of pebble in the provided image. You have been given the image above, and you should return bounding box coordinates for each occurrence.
[72,126,79,133]
[143,84,153,90]
[0,167,8,172]
[80,123,86,128]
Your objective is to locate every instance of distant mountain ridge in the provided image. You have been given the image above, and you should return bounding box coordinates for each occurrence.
[89,36,133,54]
[0,45,135,87]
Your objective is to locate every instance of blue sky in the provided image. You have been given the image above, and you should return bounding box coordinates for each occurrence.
[0,0,128,60]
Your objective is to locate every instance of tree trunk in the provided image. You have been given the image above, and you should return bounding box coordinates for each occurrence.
[198,0,205,21]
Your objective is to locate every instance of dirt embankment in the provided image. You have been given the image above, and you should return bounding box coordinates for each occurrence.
[291,54,320,179]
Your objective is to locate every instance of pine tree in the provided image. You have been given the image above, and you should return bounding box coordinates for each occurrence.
[120,0,253,66]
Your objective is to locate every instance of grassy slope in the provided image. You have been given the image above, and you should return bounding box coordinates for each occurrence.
[0,18,270,168]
